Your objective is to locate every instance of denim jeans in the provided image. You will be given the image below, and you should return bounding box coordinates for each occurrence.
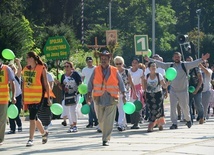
[189,92,204,122]
[88,100,98,125]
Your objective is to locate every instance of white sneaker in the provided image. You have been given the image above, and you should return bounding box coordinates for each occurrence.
[67,126,73,133]
[26,140,33,147]
[72,126,78,132]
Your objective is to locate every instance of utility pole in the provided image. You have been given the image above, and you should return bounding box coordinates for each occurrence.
[152,0,155,55]
[196,9,201,58]
[81,0,84,46]
[109,0,112,30]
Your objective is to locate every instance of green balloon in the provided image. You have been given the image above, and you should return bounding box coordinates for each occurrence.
[189,86,195,93]
[134,100,142,112]
[50,103,63,115]
[165,67,177,81]
[7,104,18,119]
[123,102,136,114]
[81,104,90,114]
[142,49,152,58]
[58,73,62,81]
[2,49,15,60]
[78,84,88,95]
[78,95,84,104]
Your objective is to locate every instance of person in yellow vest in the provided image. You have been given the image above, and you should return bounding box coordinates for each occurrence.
[0,60,16,146]
[22,51,51,147]
[87,50,126,146]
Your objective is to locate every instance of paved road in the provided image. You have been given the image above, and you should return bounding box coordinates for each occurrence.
[1,105,214,155]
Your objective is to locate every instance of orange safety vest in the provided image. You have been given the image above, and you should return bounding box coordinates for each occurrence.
[93,65,119,98]
[23,65,44,104]
[0,65,9,104]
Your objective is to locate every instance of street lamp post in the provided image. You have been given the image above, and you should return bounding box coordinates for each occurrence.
[196,9,201,59]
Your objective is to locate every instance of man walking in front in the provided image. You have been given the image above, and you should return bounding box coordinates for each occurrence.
[87,50,126,146]
[145,52,210,129]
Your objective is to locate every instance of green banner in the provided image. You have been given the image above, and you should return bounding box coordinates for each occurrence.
[44,36,70,60]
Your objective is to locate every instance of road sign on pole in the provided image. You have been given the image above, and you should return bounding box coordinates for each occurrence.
[134,35,149,55]
[44,36,70,60]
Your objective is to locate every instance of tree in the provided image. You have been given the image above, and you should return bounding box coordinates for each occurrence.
[0,14,34,58]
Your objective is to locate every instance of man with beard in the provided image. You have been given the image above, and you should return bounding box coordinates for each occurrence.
[87,50,126,146]
[145,52,210,129]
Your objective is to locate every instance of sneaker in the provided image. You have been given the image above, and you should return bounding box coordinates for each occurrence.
[26,140,33,147]
[199,118,204,124]
[102,141,109,146]
[186,121,192,128]
[170,124,178,129]
[42,132,48,144]
[72,126,78,132]
[67,126,73,133]
[159,125,163,131]
[7,130,15,134]
[86,124,93,128]
[117,126,125,131]
[130,125,140,129]
[94,122,98,126]
[97,129,102,133]
[61,121,67,126]
[18,127,22,132]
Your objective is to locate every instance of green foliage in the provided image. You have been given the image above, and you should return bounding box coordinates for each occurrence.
[155,4,177,51]
[0,14,34,58]
[33,23,80,56]
[201,34,214,64]
[85,24,108,46]
[0,0,214,67]
[188,28,205,46]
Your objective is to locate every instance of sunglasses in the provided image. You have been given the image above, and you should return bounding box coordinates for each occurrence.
[64,65,70,68]
[115,63,122,66]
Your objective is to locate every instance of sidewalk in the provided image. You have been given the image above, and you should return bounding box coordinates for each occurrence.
[1,104,214,155]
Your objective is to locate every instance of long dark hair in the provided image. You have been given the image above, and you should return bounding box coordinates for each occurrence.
[27,51,44,65]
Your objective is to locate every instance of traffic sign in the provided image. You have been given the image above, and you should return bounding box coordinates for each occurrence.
[134,35,149,55]
[44,36,70,60]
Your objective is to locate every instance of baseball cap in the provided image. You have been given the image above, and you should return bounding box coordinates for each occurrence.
[86,56,93,61]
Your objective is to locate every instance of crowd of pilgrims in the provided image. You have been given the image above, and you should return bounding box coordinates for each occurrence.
[2,51,214,147]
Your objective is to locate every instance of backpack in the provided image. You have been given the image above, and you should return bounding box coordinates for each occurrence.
[170,63,187,76]
[15,76,23,89]
[146,73,160,85]
[189,68,204,93]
